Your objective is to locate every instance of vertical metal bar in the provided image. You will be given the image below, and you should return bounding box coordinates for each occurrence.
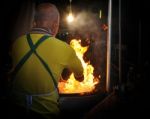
[106,0,112,92]
[69,0,72,13]
[119,0,122,88]
[138,20,141,69]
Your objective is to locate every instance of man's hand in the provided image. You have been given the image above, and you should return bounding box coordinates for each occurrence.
[74,74,84,82]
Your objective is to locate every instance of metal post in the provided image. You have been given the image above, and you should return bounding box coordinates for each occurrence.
[119,0,122,88]
[106,0,112,92]
[69,0,72,14]
[138,20,141,69]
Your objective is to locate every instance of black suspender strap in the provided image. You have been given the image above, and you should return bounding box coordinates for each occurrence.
[11,34,57,89]
[26,34,58,88]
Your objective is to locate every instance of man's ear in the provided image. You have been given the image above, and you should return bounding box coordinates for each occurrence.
[33,21,37,27]
[51,22,57,36]
[52,22,57,29]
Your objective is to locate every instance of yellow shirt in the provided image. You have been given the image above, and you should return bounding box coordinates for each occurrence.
[11,34,83,115]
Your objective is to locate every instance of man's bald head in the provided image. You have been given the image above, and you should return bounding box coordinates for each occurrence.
[33,3,60,36]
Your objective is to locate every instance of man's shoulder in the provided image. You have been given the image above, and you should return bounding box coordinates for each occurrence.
[15,34,27,41]
[12,34,27,46]
[50,37,74,52]
[50,37,70,47]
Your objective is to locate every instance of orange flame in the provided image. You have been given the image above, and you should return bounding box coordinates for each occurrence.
[58,39,99,94]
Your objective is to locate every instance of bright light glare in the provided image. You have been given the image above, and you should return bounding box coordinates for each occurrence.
[67,13,74,23]
[99,10,102,19]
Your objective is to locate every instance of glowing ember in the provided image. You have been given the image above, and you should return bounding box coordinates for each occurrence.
[58,39,99,94]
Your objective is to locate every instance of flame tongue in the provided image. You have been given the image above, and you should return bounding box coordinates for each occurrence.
[58,39,99,94]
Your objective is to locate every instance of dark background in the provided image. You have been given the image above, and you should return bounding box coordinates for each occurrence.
[0,0,148,118]
[0,0,144,91]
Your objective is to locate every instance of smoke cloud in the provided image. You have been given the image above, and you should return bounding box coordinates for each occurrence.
[67,11,101,37]
[66,11,107,83]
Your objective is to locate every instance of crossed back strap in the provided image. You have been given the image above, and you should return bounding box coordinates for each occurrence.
[11,34,57,89]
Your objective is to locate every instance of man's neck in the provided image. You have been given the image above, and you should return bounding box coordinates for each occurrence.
[30,27,53,36]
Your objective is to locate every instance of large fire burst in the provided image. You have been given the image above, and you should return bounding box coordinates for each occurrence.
[58,39,99,94]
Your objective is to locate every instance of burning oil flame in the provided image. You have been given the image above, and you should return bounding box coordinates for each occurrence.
[58,39,99,94]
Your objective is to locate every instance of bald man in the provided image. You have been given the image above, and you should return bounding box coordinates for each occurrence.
[10,3,83,119]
